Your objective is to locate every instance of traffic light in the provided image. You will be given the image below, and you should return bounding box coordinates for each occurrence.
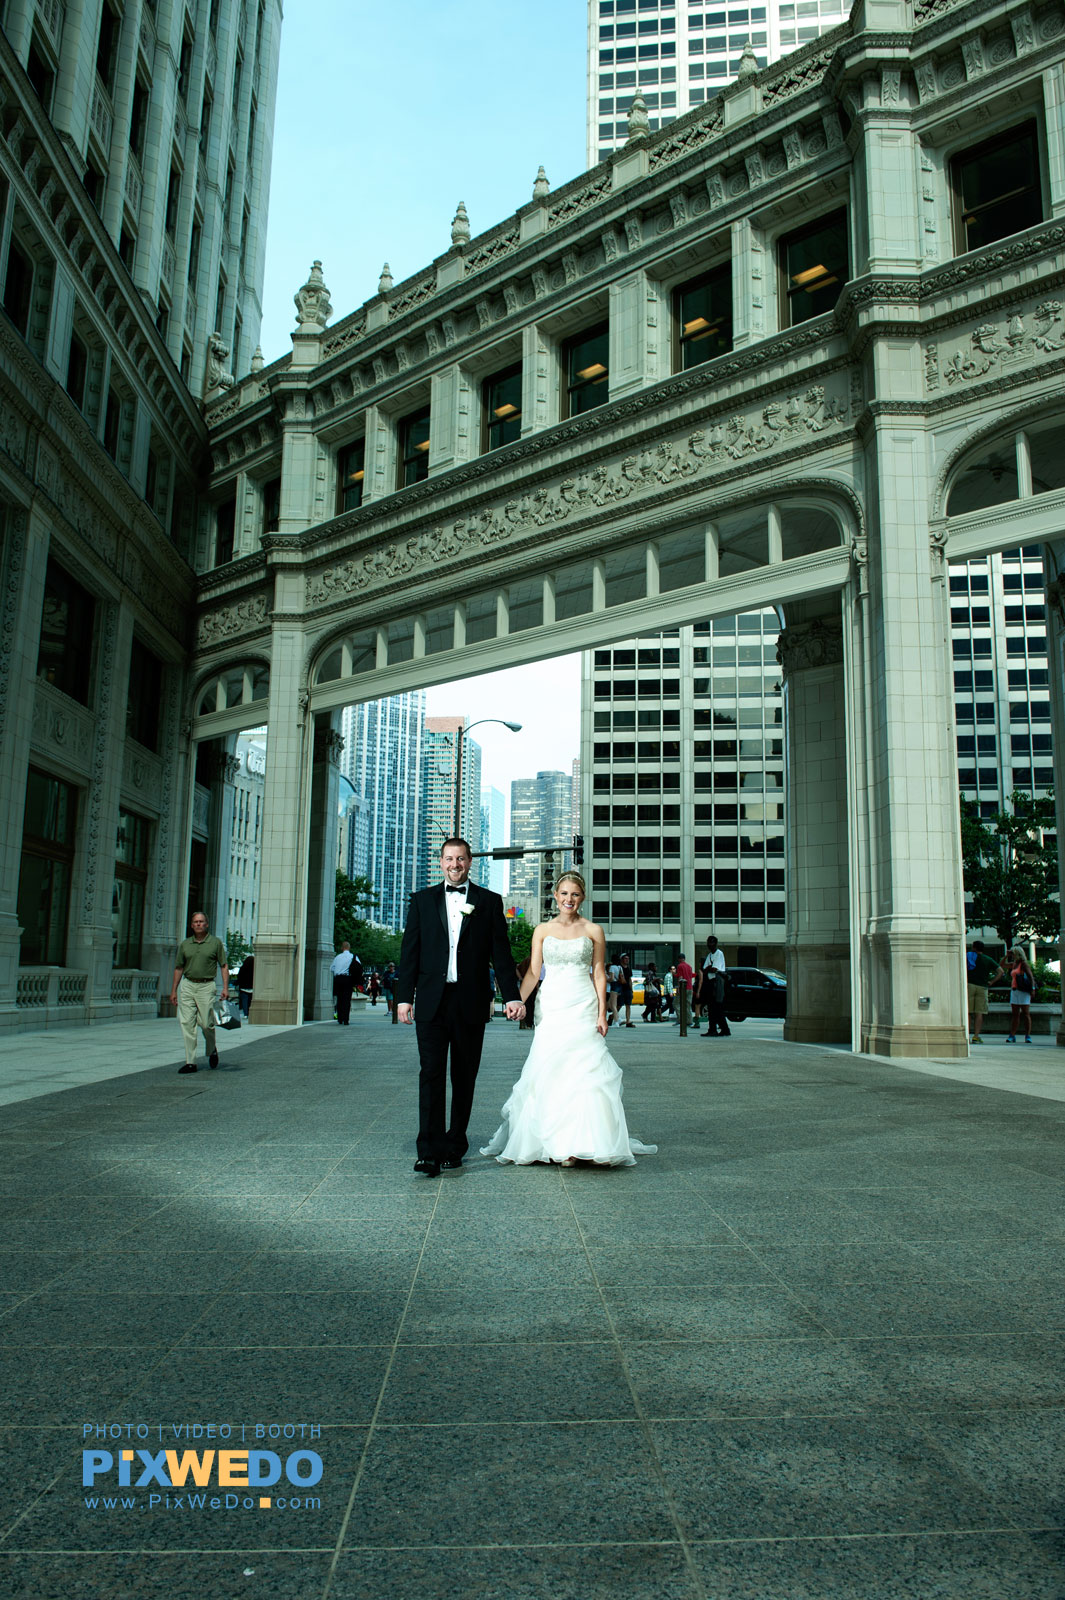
[572,833,584,866]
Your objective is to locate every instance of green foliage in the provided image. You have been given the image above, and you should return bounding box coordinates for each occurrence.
[507,918,534,966]
[961,791,1060,949]
[333,870,401,970]
[225,928,253,967]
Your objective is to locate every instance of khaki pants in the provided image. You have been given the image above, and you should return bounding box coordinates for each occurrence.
[178,980,217,1063]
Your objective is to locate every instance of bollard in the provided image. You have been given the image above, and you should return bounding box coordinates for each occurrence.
[679,986,688,1037]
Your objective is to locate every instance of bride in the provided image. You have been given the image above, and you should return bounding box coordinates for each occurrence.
[480,872,657,1167]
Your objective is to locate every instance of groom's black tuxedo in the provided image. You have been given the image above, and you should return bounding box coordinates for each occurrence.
[397,880,521,1162]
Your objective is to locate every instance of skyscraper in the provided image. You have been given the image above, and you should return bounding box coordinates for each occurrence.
[509,771,574,919]
[587,0,848,165]
[339,692,426,931]
[419,718,482,890]
[481,786,506,895]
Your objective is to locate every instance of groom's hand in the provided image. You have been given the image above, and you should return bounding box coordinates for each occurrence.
[505,1001,525,1021]
[396,1003,414,1025]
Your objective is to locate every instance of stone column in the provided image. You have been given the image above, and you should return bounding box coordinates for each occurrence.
[778,603,851,1043]
[250,621,313,1025]
[67,597,134,1019]
[0,503,49,1020]
[857,412,967,1057]
[302,713,343,1020]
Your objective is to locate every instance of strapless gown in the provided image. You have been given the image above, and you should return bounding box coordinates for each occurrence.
[480,934,657,1167]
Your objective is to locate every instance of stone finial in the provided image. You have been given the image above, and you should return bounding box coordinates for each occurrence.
[203,330,234,402]
[293,260,332,331]
[378,261,394,295]
[626,91,650,144]
[737,41,758,76]
[451,200,471,248]
[250,344,264,372]
[532,165,550,200]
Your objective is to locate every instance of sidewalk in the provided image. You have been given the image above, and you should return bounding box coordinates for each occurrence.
[0,1008,1063,1599]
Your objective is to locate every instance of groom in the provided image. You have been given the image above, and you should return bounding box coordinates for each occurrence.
[397,837,525,1176]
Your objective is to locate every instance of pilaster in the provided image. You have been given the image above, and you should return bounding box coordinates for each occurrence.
[730,217,767,348]
[521,323,557,434]
[429,364,476,475]
[608,270,664,399]
[1042,543,1065,1046]
[303,712,342,1021]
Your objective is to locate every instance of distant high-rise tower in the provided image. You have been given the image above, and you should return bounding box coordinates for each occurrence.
[509,771,573,918]
[419,718,482,889]
[481,786,506,895]
[340,693,425,930]
[586,0,848,166]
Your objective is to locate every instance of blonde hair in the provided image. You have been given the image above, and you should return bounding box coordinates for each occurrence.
[554,871,586,900]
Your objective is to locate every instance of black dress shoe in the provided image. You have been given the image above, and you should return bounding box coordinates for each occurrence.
[440,1155,464,1170]
[413,1159,441,1178]
[179,1063,197,1073]
[208,1051,219,1068]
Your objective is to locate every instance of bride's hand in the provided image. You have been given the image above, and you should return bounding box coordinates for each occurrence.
[597,1015,608,1037]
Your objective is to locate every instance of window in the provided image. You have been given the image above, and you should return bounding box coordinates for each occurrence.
[562,323,609,418]
[3,237,33,337]
[165,166,181,238]
[177,28,194,104]
[83,160,105,212]
[337,439,365,512]
[952,122,1042,255]
[675,264,732,368]
[483,363,522,451]
[103,387,121,459]
[130,80,150,163]
[113,809,151,967]
[263,475,281,533]
[66,330,88,411]
[127,638,163,751]
[17,769,78,966]
[780,208,848,325]
[96,2,119,94]
[398,407,431,486]
[26,39,55,111]
[38,560,95,704]
[215,494,236,565]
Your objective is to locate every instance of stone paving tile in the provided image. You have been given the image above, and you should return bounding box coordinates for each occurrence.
[228,1248,423,1294]
[650,1415,1004,1539]
[412,1244,596,1290]
[688,1532,1065,1599]
[379,1341,637,1424]
[625,1337,898,1419]
[849,1334,1065,1409]
[48,1251,256,1294]
[177,1291,410,1349]
[399,1285,613,1345]
[0,1346,163,1424]
[345,1422,676,1548]
[121,1347,392,1425]
[330,1543,700,1599]
[0,1291,226,1347]
[923,1407,1065,1527]
[0,1552,334,1600]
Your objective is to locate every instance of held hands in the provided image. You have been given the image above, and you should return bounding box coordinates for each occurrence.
[505,1001,526,1021]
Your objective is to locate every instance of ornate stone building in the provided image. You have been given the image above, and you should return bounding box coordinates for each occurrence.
[4,0,1065,1057]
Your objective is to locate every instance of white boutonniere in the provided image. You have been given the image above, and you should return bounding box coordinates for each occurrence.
[458,903,475,918]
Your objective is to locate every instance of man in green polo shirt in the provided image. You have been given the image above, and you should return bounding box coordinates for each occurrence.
[169,911,230,1074]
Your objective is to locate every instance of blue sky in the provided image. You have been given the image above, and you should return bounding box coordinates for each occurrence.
[258,2,589,798]
[258,0,590,359]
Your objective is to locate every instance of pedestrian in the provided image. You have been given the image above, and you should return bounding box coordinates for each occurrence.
[701,934,730,1038]
[380,961,397,1014]
[606,956,622,1027]
[966,939,998,1044]
[331,940,358,1025]
[168,911,230,1074]
[368,971,381,1006]
[235,951,254,1019]
[642,963,662,1022]
[617,953,635,1027]
[661,966,675,1017]
[397,837,525,1177]
[674,954,695,1026]
[991,946,1036,1044]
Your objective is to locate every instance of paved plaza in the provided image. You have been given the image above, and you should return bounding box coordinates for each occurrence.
[0,1009,1064,1599]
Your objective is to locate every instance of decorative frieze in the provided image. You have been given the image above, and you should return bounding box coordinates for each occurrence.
[31,682,94,770]
[776,617,845,675]
[196,592,270,647]
[927,299,1065,388]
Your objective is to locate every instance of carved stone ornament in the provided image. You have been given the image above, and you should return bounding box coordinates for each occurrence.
[627,90,650,144]
[532,165,550,200]
[305,381,852,609]
[293,260,333,331]
[941,303,1064,385]
[1046,573,1065,627]
[378,262,394,295]
[451,202,471,249]
[314,725,346,765]
[776,617,845,675]
[203,332,235,402]
[197,593,270,648]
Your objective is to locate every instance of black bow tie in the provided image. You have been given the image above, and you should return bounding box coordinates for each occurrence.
[445,885,467,894]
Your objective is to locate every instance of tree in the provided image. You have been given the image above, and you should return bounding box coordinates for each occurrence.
[333,870,403,970]
[961,790,1060,949]
[225,928,253,967]
[507,916,534,966]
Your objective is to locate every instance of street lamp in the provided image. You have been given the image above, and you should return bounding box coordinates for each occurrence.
[453,718,522,840]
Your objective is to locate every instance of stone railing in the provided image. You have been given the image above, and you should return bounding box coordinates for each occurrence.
[111,969,160,1008]
[16,968,88,1009]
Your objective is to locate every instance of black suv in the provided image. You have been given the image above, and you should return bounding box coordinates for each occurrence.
[724,967,787,1022]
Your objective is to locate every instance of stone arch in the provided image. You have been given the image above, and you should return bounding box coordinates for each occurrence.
[934,403,1065,521]
[191,657,271,722]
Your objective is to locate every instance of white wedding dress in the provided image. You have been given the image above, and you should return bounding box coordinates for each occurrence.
[481,934,657,1167]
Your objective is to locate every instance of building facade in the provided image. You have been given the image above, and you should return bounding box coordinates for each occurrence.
[0,0,281,1031]
[339,691,425,930]
[587,0,850,165]
[480,784,506,893]
[418,717,482,889]
[509,770,575,919]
